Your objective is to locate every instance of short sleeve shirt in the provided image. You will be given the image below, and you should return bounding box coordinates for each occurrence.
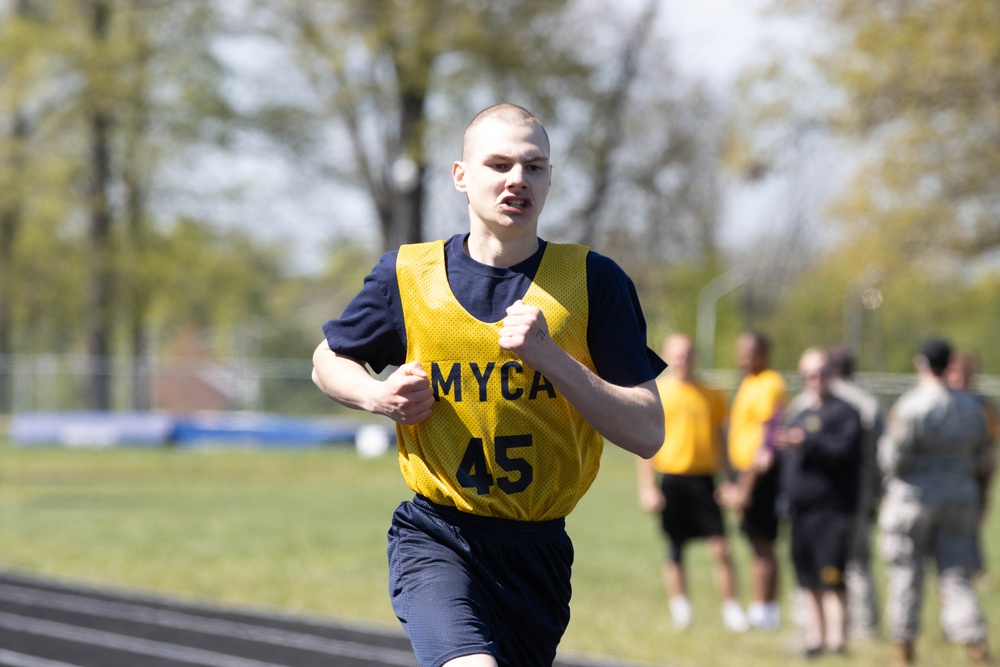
[322,234,665,387]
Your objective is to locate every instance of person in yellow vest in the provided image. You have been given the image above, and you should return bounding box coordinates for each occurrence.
[637,333,748,632]
[717,331,788,631]
[312,103,666,667]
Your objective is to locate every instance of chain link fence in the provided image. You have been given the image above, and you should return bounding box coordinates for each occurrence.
[2,355,999,416]
[0,354,333,416]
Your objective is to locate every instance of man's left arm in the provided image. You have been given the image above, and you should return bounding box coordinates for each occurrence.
[499,299,663,458]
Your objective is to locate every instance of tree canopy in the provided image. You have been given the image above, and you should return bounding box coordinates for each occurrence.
[720,0,1000,372]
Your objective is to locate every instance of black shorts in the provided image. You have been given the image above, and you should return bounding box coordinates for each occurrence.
[739,461,780,541]
[387,495,573,667]
[790,509,852,590]
[659,474,725,562]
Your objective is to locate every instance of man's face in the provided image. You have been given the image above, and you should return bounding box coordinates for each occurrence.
[946,356,975,389]
[663,336,694,378]
[799,352,831,398]
[452,119,551,235]
[736,336,762,374]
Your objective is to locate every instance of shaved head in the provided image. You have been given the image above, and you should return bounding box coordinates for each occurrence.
[463,103,549,161]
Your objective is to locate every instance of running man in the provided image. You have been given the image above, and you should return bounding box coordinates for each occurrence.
[312,103,666,667]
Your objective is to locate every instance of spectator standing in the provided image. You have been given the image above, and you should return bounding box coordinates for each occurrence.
[637,333,748,632]
[777,348,862,658]
[879,339,992,666]
[946,351,998,582]
[717,331,787,631]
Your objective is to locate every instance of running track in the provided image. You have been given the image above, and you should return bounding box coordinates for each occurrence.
[0,571,661,667]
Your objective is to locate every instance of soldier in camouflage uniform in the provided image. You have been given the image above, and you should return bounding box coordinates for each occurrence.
[878,339,993,666]
[946,351,999,581]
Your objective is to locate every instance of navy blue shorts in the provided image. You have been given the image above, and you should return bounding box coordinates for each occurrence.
[791,509,852,590]
[739,462,780,542]
[659,474,725,563]
[387,495,573,667]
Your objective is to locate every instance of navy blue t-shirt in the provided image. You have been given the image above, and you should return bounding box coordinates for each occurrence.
[780,396,862,514]
[322,234,665,387]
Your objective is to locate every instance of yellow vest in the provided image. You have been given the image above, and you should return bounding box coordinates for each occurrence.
[727,369,787,471]
[651,376,727,476]
[395,240,603,520]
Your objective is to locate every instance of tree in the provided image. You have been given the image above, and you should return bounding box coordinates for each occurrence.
[80,0,116,409]
[246,0,596,253]
[113,0,235,408]
[59,0,235,409]
[710,0,1000,371]
[781,0,1000,261]
[242,0,729,356]
[0,0,80,408]
[0,0,33,411]
[0,0,259,411]
[545,0,726,263]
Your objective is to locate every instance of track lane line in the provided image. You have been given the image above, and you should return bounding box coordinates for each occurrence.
[0,612,291,667]
[0,584,416,666]
[0,649,83,667]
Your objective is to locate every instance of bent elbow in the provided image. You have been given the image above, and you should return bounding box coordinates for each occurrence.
[637,424,664,459]
[626,420,663,460]
[634,399,665,459]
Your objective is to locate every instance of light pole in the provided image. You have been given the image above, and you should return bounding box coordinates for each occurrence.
[844,265,884,357]
[696,268,748,370]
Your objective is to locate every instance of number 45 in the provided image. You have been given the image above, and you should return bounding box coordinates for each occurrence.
[457,434,534,495]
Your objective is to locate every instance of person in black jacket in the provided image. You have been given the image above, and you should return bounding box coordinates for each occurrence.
[775,347,862,658]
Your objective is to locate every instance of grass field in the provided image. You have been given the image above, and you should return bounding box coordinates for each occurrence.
[0,439,996,666]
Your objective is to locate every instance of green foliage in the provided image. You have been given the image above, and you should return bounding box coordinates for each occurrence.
[638,259,742,364]
[1,0,733,410]
[812,0,1000,256]
[722,0,1000,372]
[153,219,287,339]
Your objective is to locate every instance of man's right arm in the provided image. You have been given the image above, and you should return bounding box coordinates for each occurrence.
[311,340,435,425]
[877,405,915,478]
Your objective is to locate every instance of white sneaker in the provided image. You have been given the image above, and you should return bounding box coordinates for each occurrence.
[763,601,781,630]
[721,599,749,632]
[747,601,781,631]
[669,596,693,629]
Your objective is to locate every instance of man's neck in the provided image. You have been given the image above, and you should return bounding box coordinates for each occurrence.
[464,230,539,268]
[811,390,829,408]
[918,371,945,387]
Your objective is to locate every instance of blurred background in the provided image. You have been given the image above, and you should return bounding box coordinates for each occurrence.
[1,0,998,420]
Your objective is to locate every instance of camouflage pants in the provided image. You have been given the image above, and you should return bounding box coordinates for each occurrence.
[845,508,879,638]
[879,489,986,644]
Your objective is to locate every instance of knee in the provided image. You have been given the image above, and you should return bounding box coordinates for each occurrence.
[750,538,775,559]
[707,537,732,561]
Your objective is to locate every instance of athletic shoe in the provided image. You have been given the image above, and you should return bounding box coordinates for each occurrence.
[790,588,807,629]
[804,646,824,660]
[669,596,692,629]
[721,600,749,632]
[762,601,781,630]
[747,601,781,631]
